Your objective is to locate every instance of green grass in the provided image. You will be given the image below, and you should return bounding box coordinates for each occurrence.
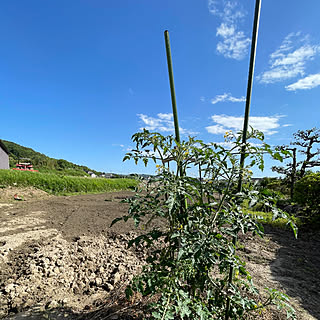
[37,167,90,177]
[247,209,301,229]
[0,169,138,195]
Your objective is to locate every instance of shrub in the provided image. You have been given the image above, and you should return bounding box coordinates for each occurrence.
[260,177,289,195]
[294,172,320,223]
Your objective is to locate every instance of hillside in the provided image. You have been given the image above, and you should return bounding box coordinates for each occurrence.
[2,140,101,176]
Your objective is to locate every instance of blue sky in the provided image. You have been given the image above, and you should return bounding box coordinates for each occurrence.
[1,1,320,176]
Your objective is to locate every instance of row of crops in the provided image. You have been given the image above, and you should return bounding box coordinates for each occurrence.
[0,169,138,195]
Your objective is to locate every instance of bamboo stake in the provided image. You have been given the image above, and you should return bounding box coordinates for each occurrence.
[225,1,262,319]
[164,30,181,145]
[164,30,187,212]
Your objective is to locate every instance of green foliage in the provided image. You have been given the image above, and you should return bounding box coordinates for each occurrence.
[294,172,320,223]
[259,177,289,195]
[0,170,138,195]
[3,140,101,175]
[112,129,297,320]
[37,167,89,177]
[272,127,320,199]
[247,210,301,230]
[249,187,286,213]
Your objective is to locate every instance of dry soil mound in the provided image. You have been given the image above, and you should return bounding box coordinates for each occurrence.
[0,233,143,317]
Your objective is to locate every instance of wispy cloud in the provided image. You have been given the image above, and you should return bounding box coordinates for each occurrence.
[208,0,245,24]
[208,0,250,60]
[285,73,320,91]
[211,92,245,104]
[138,113,196,135]
[258,32,320,84]
[216,24,251,60]
[206,114,285,136]
[112,143,125,148]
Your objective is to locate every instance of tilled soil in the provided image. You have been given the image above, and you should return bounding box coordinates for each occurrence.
[0,189,319,319]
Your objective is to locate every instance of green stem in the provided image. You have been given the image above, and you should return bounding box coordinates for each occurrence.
[161,295,172,320]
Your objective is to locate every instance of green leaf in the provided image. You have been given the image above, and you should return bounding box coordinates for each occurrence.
[125,286,133,299]
[110,217,123,227]
[151,311,162,319]
[273,152,283,162]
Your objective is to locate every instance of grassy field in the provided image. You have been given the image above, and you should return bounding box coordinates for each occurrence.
[37,167,90,177]
[0,169,138,195]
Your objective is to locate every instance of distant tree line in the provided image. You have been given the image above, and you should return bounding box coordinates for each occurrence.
[3,140,101,176]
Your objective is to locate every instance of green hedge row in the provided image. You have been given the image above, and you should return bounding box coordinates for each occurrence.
[0,169,138,195]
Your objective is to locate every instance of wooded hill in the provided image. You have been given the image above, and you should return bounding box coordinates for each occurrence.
[2,140,101,176]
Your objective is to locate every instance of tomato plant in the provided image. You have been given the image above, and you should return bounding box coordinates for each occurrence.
[112,129,296,319]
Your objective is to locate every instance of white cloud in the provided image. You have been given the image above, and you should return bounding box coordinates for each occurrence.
[208,1,250,60]
[228,96,246,103]
[216,23,235,37]
[285,73,320,91]
[206,114,284,136]
[200,96,206,102]
[206,125,227,135]
[216,23,251,60]
[138,113,196,135]
[208,0,219,15]
[158,113,173,120]
[208,0,245,23]
[258,32,320,84]
[211,92,245,104]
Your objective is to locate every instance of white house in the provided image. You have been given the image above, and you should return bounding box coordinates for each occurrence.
[0,140,9,169]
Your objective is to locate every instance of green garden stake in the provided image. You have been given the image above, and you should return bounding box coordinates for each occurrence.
[225,0,262,319]
[238,0,262,191]
[164,30,181,145]
[164,30,187,211]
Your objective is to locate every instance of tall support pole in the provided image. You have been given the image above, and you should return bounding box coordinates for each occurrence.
[225,1,262,319]
[238,0,262,191]
[164,30,181,144]
[164,30,187,214]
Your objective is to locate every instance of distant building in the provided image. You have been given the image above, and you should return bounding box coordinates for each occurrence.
[0,140,9,169]
[87,171,97,178]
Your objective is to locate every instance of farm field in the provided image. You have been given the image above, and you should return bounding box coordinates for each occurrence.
[0,170,138,195]
[0,188,319,320]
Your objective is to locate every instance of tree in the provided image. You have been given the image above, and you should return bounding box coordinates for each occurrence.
[272,146,296,199]
[272,128,320,199]
[293,128,320,178]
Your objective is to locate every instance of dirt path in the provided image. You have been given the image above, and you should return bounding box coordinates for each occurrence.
[238,226,320,320]
[0,190,319,319]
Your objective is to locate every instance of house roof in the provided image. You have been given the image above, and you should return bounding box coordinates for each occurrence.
[0,140,9,155]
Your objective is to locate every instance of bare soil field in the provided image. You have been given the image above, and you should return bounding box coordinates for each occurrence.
[0,188,319,319]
